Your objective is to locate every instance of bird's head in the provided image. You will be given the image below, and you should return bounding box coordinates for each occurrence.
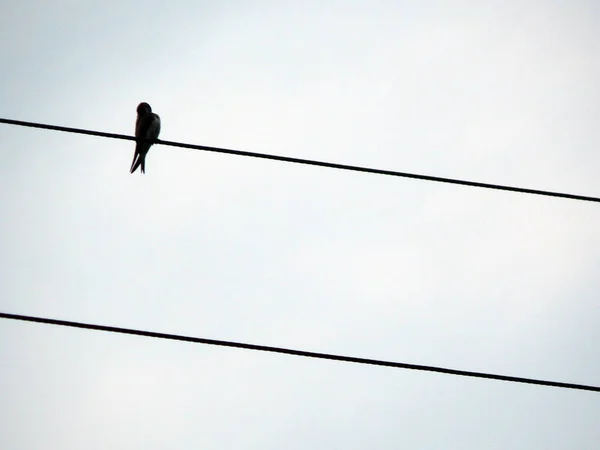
[137,102,152,115]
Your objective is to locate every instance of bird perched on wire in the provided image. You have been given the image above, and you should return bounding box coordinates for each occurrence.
[130,102,161,174]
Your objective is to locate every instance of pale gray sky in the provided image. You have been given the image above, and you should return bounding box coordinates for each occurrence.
[1,1,599,449]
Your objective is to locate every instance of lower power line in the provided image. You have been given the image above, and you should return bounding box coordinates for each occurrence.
[1,312,598,392]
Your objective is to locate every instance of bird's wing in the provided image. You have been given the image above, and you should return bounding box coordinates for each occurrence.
[147,114,161,140]
[131,113,160,173]
[135,113,153,139]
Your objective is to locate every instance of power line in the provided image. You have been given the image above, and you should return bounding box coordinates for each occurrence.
[1,117,598,203]
[1,312,598,393]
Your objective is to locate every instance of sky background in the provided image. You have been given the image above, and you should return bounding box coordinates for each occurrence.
[1,1,599,448]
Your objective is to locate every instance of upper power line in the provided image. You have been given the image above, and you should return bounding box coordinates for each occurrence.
[1,117,599,203]
[1,311,599,393]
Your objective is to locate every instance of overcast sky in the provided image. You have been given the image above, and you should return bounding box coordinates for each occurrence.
[1,1,599,449]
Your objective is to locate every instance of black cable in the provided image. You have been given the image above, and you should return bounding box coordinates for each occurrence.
[1,117,598,203]
[1,312,598,392]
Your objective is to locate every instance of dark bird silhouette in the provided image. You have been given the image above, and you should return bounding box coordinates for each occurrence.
[130,102,161,174]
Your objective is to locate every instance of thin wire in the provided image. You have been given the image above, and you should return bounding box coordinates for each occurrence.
[1,117,598,203]
[1,312,598,392]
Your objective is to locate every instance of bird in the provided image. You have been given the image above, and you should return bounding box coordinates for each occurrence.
[130,102,161,174]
